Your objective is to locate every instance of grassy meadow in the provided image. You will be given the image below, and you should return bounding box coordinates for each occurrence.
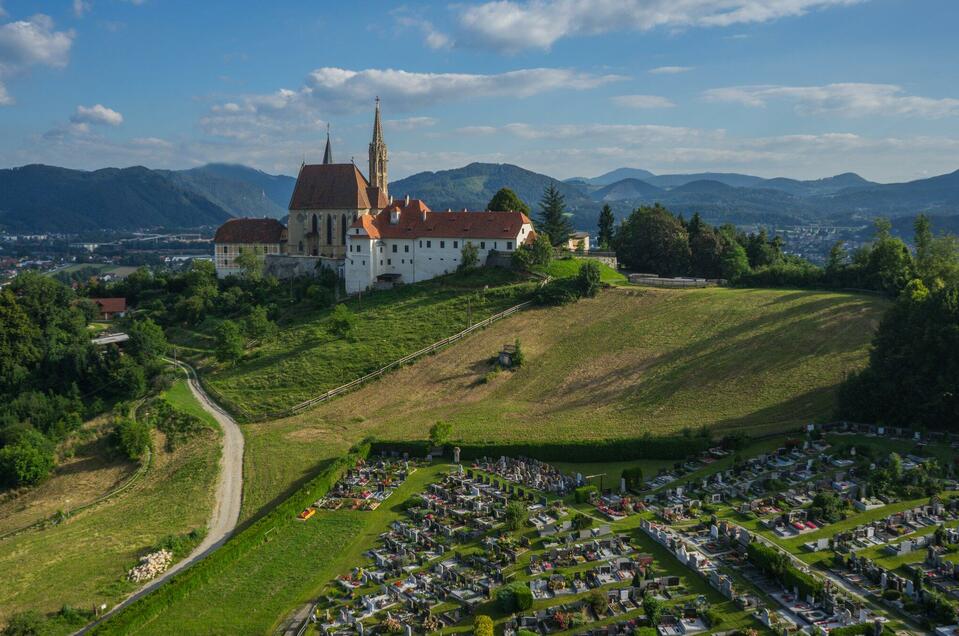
[0,380,220,632]
[181,268,538,420]
[235,286,885,516]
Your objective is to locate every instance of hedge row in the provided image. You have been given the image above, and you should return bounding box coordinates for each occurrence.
[369,435,713,463]
[90,442,371,634]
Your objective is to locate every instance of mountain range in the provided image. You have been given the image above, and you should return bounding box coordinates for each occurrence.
[2,161,959,234]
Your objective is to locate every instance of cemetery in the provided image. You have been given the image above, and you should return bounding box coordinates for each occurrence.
[293,426,959,634]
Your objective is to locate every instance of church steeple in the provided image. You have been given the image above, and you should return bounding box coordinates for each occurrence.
[322,124,333,165]
[368,97,388,197]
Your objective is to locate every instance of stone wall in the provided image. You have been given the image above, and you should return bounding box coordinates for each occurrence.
[264,254,341,279]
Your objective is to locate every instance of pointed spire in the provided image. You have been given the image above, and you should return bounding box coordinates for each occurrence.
[372,96,383,143]
[323,123,333,164]
[369,96,388,198]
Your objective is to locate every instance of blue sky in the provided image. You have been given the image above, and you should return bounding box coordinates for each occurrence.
[1,0,957,182]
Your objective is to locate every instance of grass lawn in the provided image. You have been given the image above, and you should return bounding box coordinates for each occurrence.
[535,257,626,284]
[115,464,449,635]
[0,379,221,633]
[234,286,884,517]
[185,268,537,421]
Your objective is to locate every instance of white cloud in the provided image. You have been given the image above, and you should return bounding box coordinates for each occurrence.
[201,66,623,139]
[73,0,92,18]
[303,67,624,111]
[392,13,452,50]
[0,13,74,105]
[703,83,959,118]
[457,0,864,51]
[72,103,123,126]
[649,66,693,75]
[611,94,675,109]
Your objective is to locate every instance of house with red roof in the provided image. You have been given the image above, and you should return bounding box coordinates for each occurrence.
[90,297,127,320]
[213,217,286,278]
[344,196,535,293]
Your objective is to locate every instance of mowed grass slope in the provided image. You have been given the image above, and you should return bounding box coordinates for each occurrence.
[0,380,220,632]
[199,269,536,420]
[240,287,884,511]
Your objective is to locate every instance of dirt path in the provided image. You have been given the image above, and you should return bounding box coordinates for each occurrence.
[77,361,243,634]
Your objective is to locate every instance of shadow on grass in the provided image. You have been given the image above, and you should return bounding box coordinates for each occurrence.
[541,294,879,418]
[236,457,339,533]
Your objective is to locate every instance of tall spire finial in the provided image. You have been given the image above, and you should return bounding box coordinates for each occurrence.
[369,97,388,198]
[322,123,333,164]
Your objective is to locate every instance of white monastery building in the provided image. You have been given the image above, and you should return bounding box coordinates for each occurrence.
[213,99,535,289]
[345,197,534,293]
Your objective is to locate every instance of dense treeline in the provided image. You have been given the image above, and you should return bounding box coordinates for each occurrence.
[833,216,959,432]
[0,274,167,487]
[606,203,948,297]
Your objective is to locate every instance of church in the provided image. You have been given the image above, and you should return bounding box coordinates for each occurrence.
[213,100,535,292]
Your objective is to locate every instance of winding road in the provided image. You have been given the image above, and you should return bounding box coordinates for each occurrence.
[77,360,244,634]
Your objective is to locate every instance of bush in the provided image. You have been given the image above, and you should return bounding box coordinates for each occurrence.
[2,610,45,636]
[534,279,580,306]
[114,417,151,461]
[882,588,901,601]
[577,261,601,298]
[327,304,357,338]
[473,614,494,636]
[429,421,453,446]
[504,501,528,531]
[497,582,533,613]
[572,513,592,530]
[0,429,56,487]
[574,485,598,503]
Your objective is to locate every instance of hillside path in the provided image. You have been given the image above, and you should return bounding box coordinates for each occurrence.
[76,360,244,634]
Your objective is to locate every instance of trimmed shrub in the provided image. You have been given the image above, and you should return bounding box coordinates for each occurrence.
[574,485,598,503]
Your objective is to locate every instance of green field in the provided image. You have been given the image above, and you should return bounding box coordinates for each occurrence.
[535,256,627,283]
[0,380,220,633]
[185,269,537,420]
[235,286,885,516]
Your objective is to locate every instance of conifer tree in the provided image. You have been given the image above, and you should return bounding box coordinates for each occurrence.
[597,204,615,249]
[537,183,573,247]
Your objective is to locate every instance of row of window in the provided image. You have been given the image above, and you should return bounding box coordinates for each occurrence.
[349,239,514,253]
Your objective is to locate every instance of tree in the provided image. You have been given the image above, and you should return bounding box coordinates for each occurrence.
[511,233,552,271]
[459,241,480,271]
[0,429,55,487]
[487,187,530,215]
[127,318,167,365]
[473,615,494,636]
[572,513,592,530]
[577,260,601,298]
[809,491,843,523]
[511,338,525,367]
[234,249,263,282]
[719,235,750,281]
[328,304,357,338]
[612,204,691,276]
[597,204,615,249]
[497,582,533,613]
[504,501,527,530]
[214,320,244,364]
[537,183,573,247]
[429,421,452,445]
[245,305,277,341]
[588,588,607,615]
[114,417,151,461]
[642,595,663,626]
[621,466,644,490]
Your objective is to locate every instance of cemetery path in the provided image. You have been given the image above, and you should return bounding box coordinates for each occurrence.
[75,360,244,634]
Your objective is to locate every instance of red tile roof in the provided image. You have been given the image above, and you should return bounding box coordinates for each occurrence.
[91,297,126,314]
[288,163,386,210]
[213,217,286,244]
[351,200,533,241]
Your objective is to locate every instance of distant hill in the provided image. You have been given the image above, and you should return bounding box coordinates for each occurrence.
[0,165,232,232]
[591,178,664,202]
[166,164,295,219]
[389,162,593,217]
[4,160,959,234]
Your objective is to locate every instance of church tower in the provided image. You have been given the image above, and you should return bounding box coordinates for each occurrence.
[369,97,388,197]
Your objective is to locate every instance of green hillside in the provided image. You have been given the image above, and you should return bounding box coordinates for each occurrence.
[237,286,885,516]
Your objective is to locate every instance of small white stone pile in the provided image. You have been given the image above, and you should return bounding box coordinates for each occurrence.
[127,549,173,583]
